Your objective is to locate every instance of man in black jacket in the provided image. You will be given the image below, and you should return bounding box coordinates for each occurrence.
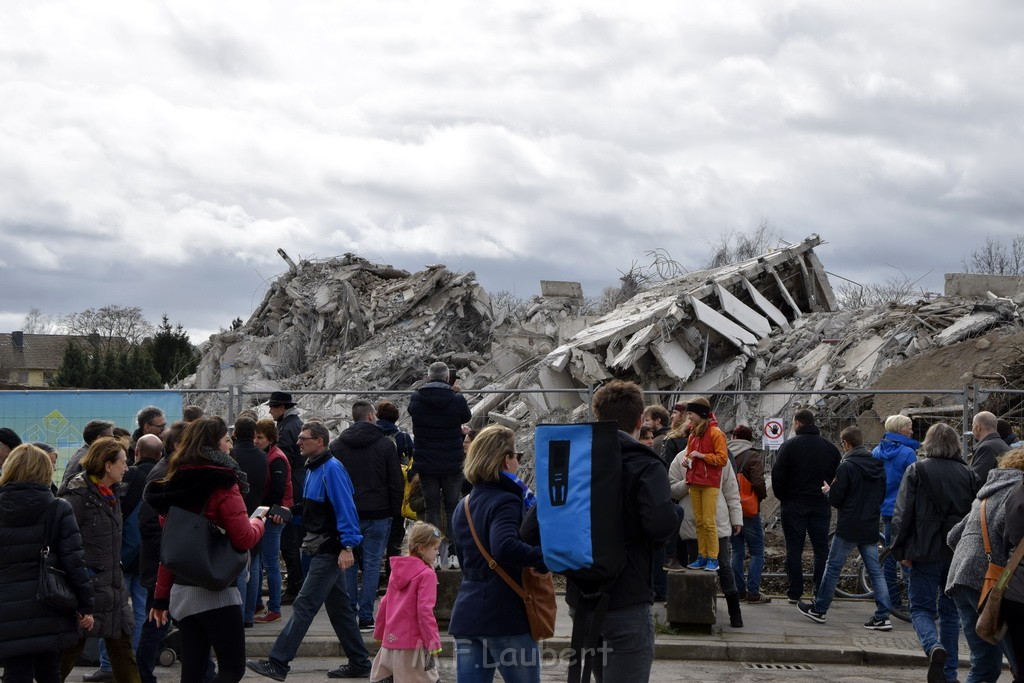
[269,391,305,603]
[970,410,1009,485]
[408,361,471,567]
[231,417,269,626]
[565,380,678,681]
[329,401,403,630]
[798,427,891,629]
[771,409,841,604]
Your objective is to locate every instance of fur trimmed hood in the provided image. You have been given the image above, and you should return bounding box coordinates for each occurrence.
[144,463,240,514]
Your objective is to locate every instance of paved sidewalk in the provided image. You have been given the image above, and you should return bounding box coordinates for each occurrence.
[240,592,966,669]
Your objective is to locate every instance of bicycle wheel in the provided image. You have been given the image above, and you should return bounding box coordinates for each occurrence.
[862,544,911,622]
[833,531,874,599]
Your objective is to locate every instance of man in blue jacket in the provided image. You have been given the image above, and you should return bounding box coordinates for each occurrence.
[247,421,371,681]
[872,414,919,610]
[408,361,471,567]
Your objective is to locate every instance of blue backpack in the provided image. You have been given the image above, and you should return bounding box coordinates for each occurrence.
[534,421,625,683]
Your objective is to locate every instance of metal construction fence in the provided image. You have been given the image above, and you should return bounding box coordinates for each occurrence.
[3,384,1023,480]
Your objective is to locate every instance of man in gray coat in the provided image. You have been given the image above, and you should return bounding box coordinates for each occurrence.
[971,411,1010,485]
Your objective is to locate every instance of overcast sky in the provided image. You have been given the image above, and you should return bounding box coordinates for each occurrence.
[2,1,1022,341]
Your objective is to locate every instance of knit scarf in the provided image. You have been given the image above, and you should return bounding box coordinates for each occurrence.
[89,474,117,507]
[502,471,537,510]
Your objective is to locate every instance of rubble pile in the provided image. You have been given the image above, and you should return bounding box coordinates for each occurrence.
[183,238,1024,450]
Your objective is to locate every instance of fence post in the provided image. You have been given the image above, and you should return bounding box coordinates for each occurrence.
[962,385,972,460]
[586,384,595,421]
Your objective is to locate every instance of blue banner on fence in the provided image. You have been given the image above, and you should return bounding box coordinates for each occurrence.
[0,391,183,479]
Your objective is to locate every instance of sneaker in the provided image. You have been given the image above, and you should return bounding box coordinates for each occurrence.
[686,555,707,570]
[927,645,946,683]
[246,659,288,681]
[864,616,892,631]
[254,610,282,623]
[327,664,372,678]
[747,593,772,604]
[797,601,826,624]
[663,557,687,572]
[737,590,747,600]
[448,555,460,570]
[787,597,800,604]
[703,558,720,572]
[358,618,375,632]
[82,671,114,683]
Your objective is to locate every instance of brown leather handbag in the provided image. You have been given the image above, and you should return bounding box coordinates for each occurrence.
[979,498,1005,607]
[464,495,556,641]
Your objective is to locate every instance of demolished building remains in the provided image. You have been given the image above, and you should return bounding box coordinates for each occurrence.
[183,236,1024,465]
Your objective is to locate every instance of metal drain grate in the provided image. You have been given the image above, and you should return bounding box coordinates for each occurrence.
[742,663,815,671]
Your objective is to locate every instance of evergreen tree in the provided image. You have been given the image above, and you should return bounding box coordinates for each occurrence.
[52,340,90,387]
[149,315,198,385]
[128,346,162,388]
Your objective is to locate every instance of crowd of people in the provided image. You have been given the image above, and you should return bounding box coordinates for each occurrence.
[3,366,1024,682]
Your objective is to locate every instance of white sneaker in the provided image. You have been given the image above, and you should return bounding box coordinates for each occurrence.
[448,555,460,570]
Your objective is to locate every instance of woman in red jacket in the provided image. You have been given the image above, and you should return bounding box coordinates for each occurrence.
[681,397,729,572]
[144,417,265,683]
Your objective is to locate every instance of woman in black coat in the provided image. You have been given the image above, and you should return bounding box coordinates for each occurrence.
[57,436,140,683]
[0,444,94,683]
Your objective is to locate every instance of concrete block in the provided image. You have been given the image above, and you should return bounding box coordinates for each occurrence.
[665,571,717,628]
[944,272,1024,298]
[540,280,584,299]
[435,568,462,625]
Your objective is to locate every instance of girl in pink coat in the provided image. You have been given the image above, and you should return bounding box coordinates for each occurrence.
[371,522,443,683]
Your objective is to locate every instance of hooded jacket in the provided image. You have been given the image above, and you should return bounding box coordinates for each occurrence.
[143,459,264,608]
[373,555,440,651]
[329,421,404,520]
[946,467,1023,594]
[871,432,920,517]
[827,445,886,543]
[771,424,841,508]
[891,451,976,563]
[669,454,742,539]
[0,483,94,658]
[408,381,471,476]
[59,473,134,639]
[727,438,767,502]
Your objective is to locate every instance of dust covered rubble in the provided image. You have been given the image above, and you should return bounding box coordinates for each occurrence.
[182,241,1024,445]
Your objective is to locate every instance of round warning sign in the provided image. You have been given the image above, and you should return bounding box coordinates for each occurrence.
[763,418,785,449]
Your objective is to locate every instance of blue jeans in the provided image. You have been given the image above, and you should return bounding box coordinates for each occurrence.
[260,520,284,613]
[780,503,831,601]
[454,634,540,683]
[813,535,889,619]
[589,602,655,682]
[882,516,910,606]
[237,549,262,623]
[346,517,391,622]
[269,551,371,672]
[909,559,960,681]
[731,514,765,595]
[949,584,1015,683]
[421,471,464,553]
[98,573,147,671]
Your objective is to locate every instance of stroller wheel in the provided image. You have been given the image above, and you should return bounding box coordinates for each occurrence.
[159,648,177,667]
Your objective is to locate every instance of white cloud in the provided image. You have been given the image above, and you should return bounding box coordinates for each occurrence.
[2,0,1023,338]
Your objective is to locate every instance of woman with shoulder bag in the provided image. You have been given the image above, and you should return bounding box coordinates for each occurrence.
[144,416,265,683]
[58,436,139,682]
[449,425,548,683]
[0,444,94,683]
[1001,475,1024,681]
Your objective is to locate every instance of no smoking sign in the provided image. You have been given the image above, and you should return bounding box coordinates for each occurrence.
[763,418,785,450]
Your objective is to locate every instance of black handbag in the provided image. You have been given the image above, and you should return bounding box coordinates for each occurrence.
[37,499,78,612]
[160,503,247,591]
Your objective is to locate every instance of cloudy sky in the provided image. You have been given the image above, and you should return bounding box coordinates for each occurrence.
[2,1,1022,341]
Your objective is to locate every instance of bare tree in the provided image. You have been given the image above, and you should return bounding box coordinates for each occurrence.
[61,305,155,348]
[961,234,1024,276]
[490,290,530,321]
[21,307,59,334]
[834,272,928,309]
[703,217,783,269]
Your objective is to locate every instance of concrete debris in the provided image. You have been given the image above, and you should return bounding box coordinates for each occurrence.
[184,238,1024,457]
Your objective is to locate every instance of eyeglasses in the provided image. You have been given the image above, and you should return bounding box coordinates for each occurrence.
[149,422,167,431]
[507,451,524,462]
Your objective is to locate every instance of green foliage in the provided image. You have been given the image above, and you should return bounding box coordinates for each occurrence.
[148,315,198,385]
[52,340,90,387]
[51,336,164,389]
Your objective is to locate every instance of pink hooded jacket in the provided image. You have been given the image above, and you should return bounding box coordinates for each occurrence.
[373,555,441,651]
